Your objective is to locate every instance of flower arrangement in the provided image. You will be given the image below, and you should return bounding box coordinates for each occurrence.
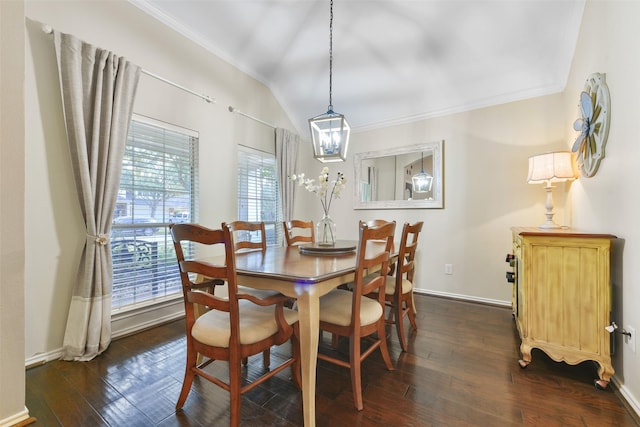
[290,166,346,245]
[289,166,346,216]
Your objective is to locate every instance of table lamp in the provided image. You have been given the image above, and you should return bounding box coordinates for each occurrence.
[527,151,577,229]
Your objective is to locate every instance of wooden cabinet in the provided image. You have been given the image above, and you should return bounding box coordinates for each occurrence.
[511,227,616,389]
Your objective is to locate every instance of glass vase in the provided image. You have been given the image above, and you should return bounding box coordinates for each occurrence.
[317,213,336,246]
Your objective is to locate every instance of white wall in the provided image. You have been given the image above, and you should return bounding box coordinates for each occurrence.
[295,95,569,304]
[23,0,296,360]
[0,1,28,425]
[563,0,640,412]
[11,0,638,422]
[293,0,639,414]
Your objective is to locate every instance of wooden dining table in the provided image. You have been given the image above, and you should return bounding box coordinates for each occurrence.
[204,240,366,427]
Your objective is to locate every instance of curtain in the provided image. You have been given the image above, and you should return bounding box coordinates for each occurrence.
[53,31,140,361]
[275,128,300,222]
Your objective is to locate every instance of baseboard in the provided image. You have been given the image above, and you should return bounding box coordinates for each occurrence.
[23,289,639,422]
[25,301,185,368]
[414,289,640,421]
[0,408,33,427]
[111,309,184,340]
[25,349,62,368]
[414,288,512,308]
[612,377,640,421]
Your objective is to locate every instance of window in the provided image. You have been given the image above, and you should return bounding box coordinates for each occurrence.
[237,146,282,246]
[111,115,199,311]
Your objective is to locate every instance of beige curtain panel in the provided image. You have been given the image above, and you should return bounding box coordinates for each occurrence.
[53,31,140,361]
[275,127,300,222]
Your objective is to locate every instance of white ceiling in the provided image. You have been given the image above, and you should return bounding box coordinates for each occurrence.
[130,0,585,134]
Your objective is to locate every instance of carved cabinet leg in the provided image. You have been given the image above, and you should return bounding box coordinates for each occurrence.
[518,343,532,368]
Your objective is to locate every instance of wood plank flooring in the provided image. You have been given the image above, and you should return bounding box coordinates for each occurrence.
[26,295,639,426]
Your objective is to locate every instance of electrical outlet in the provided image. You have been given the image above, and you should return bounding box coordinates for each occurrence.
[444,264,453,275]
[625,325,636,353]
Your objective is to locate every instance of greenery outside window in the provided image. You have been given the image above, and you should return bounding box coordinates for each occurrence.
[111,115,199,311]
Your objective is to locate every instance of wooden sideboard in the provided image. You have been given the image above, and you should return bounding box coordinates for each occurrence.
[510,227,616,389]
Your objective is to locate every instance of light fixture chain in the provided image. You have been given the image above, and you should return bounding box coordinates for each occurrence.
[328,0,333,110]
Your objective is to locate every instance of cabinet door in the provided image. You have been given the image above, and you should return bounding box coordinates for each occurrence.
[525,237,609,357]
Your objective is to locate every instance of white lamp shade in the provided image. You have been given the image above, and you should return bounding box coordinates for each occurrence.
[309,110,350,163]
[527,151,576,183]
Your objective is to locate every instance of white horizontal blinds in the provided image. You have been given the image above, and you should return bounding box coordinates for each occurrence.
[111,116,199,311]
[237,146,283,246]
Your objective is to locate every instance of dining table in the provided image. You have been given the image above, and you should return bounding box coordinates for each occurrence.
[202,239,376,427]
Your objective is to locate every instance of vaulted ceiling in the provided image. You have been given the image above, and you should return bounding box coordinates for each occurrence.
[130,0,585,134]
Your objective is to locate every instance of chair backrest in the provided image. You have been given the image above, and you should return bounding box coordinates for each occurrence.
[352,221,396,322]
[396,221,424,285]
[283,219,315,246]
[359,219,390,228]
[223,220,267,253]
[359,219,395,243]
[169,223,240,321]
[359,219,396,272]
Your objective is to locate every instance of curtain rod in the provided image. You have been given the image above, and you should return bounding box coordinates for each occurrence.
[228,106,276,129]
[41,24,216,104]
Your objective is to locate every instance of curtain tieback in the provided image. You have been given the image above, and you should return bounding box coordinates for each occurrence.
[88,233,110,246]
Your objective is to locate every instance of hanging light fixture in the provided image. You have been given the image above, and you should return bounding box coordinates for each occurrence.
[309,0,350,163]
[412,152,433,193]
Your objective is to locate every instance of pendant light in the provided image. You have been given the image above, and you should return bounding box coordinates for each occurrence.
[412,152,433,193]
[309,0,350,163]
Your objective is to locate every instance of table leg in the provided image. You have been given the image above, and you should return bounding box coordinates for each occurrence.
[296,287,319,427]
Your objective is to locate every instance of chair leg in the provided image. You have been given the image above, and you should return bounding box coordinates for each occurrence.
[349,335,364,411]
[263,349,271,368]
[395,299,408,352]
[229,356,242,427]
[406,293,418,331]
[176,345,197,410]
[377,319,395,372]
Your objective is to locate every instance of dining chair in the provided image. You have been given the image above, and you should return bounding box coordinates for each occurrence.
[324,219,395,349]
[359,219,397,273]
[283,219,315,246]
[170,223,300,427]
[317,220,396,411]
[222,220,285,367]
[223,220,267,253]
[383,221,423,351]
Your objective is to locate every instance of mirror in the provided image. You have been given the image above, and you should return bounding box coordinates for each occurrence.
[353,140,443,209]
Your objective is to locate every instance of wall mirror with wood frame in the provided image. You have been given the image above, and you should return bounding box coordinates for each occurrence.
[353,140,443,209]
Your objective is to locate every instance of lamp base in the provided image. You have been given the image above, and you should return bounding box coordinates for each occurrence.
[538,182,562,229]
[538,220,562,229]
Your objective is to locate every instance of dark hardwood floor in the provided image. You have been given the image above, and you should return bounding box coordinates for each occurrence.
[26,295,639,426]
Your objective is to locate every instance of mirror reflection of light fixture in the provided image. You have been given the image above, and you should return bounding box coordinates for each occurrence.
[527,151,577,229]
[412,152,433,193]
[309,0,350,163]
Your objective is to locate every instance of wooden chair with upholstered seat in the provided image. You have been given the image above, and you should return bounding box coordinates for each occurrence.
[223,220,267,253]
[383,221,423,351]
[222,220,284,367]
[283,219,315,246]
[359,219,397,273]
[317,220,396,411]
[170,223,300,427]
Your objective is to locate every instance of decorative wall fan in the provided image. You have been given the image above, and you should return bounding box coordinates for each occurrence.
[571,73,611,177]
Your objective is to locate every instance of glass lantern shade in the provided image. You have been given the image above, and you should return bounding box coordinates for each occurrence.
[412,171,433,193]
[309,110,350,163]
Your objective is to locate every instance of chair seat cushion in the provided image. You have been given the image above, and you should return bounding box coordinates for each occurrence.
[192,300,298,347]
[384,276,413,295]
[319,289,383,327]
